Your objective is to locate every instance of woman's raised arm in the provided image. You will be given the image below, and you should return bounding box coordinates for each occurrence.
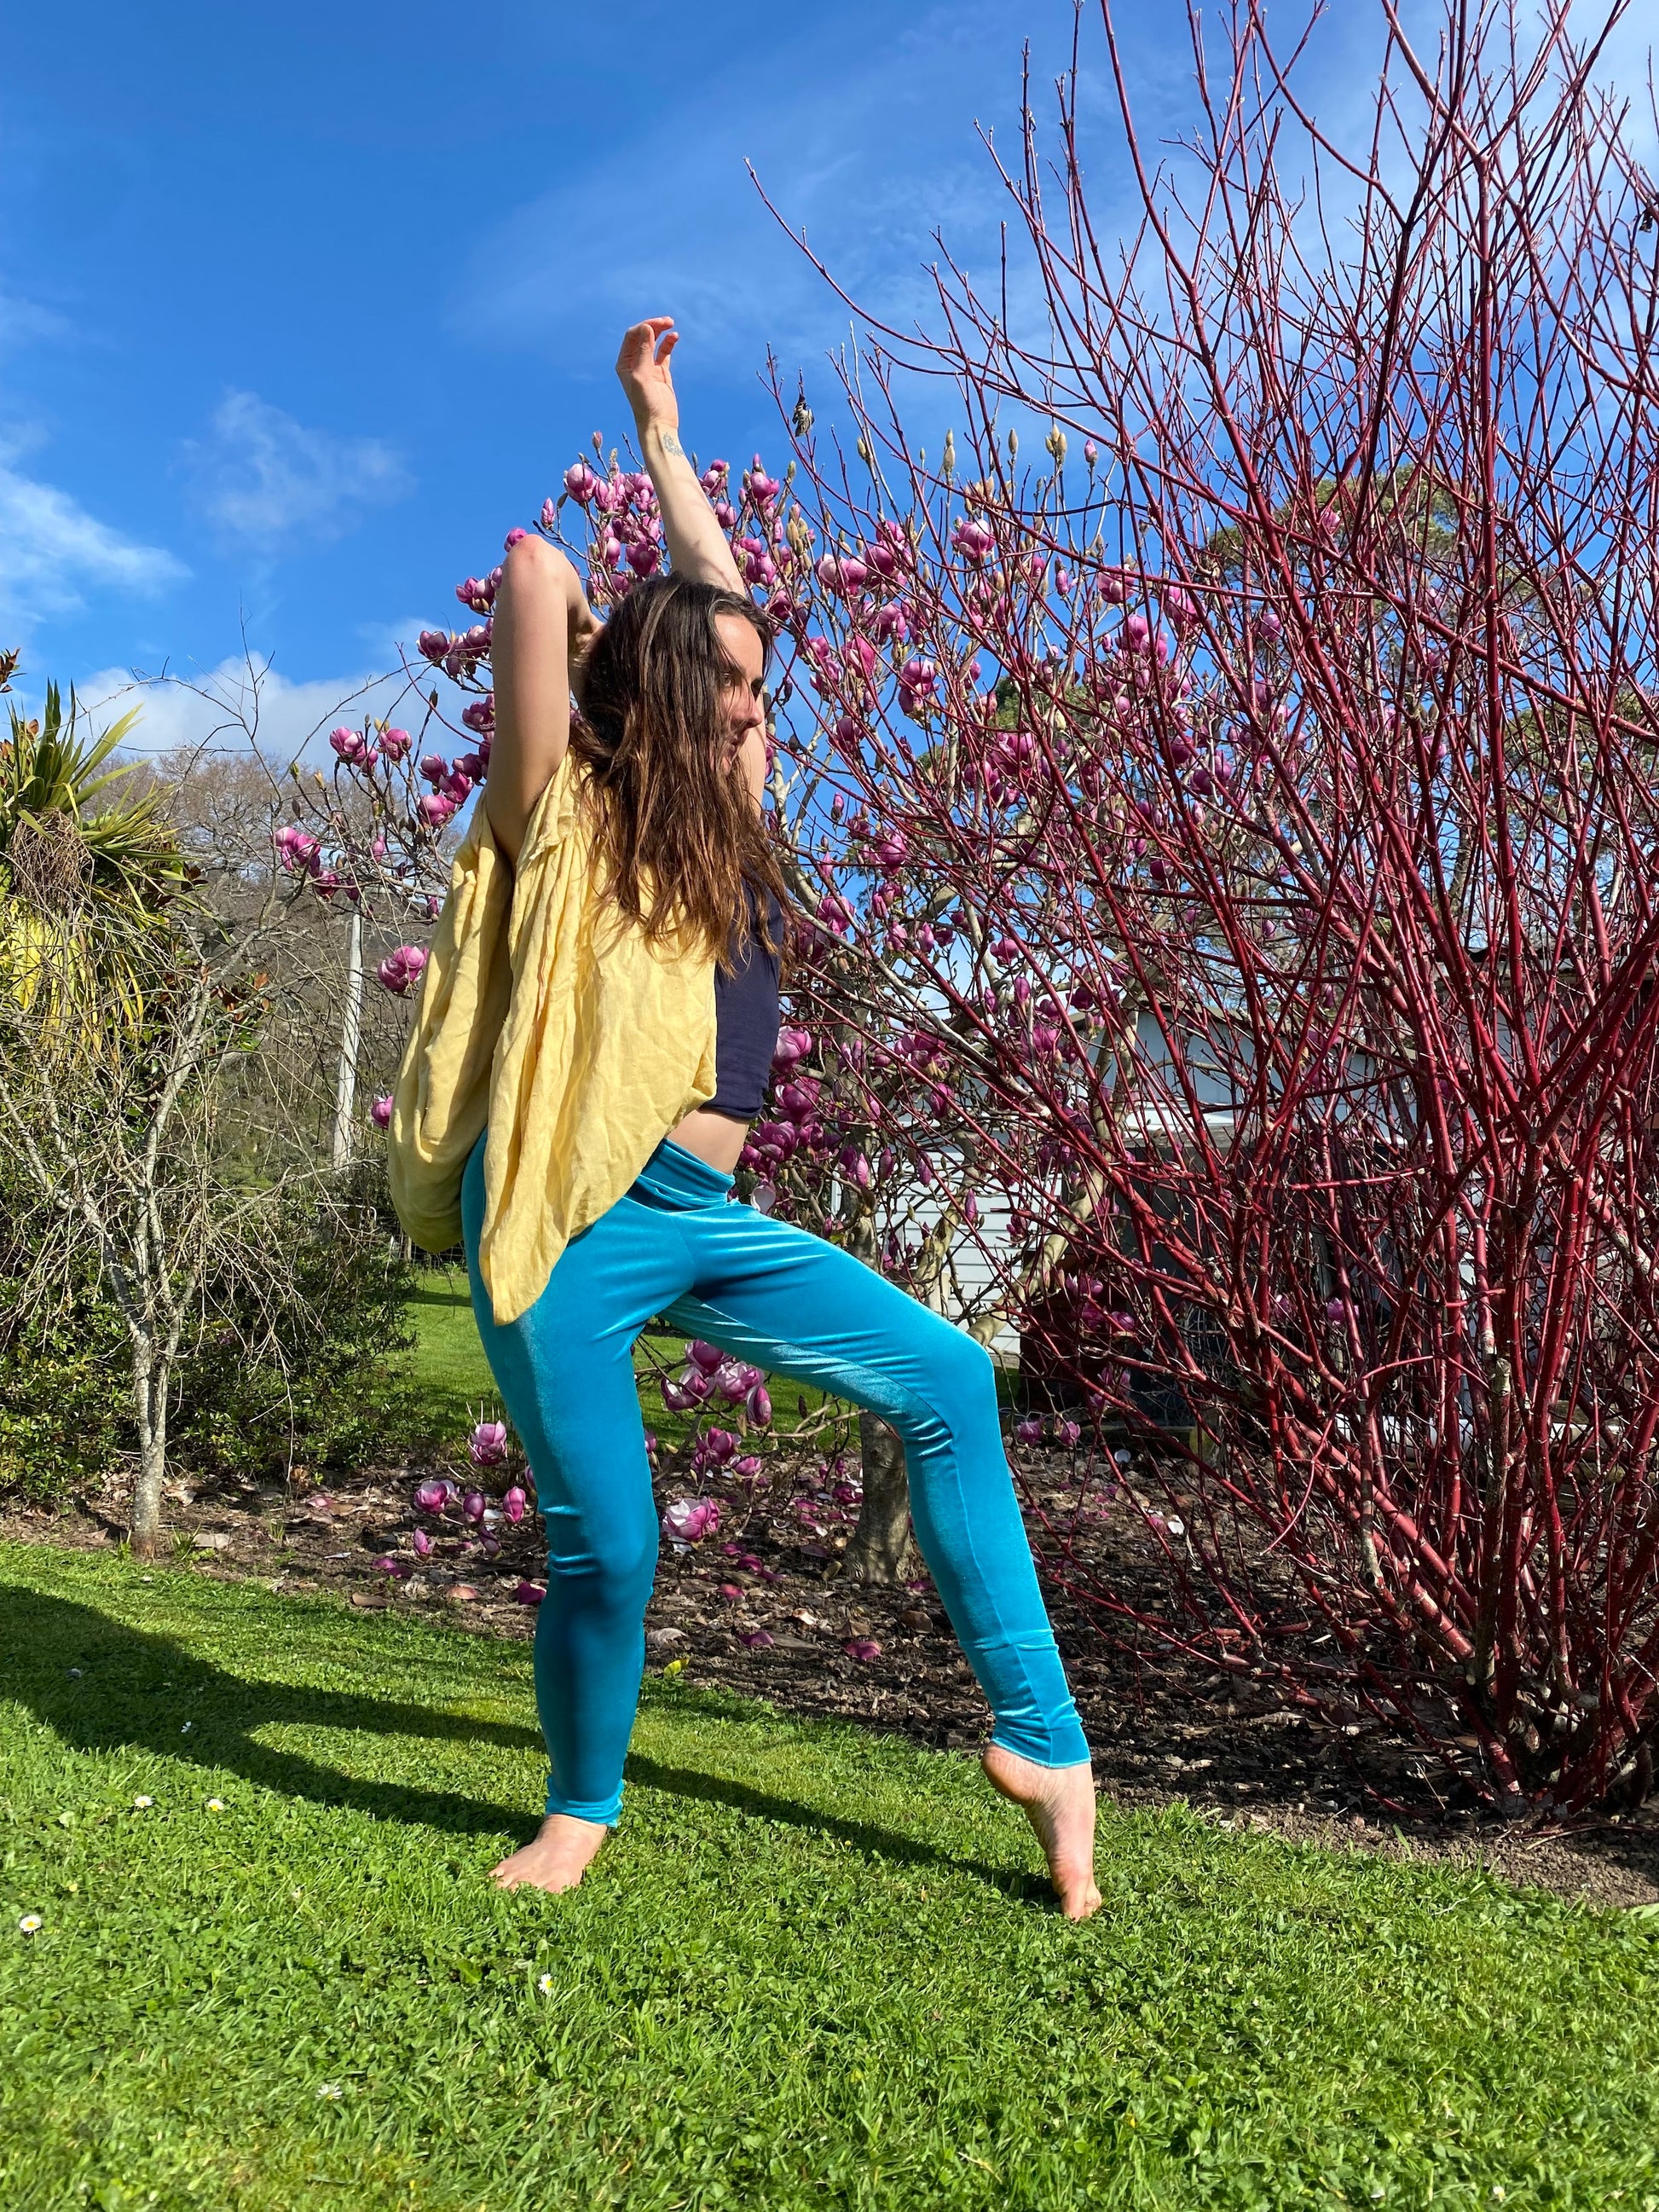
[485,536,598,866]
[616,316,746,594]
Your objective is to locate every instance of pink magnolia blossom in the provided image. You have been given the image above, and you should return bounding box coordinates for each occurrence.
[470,1421,509,1468]
[377,945,429,996]
[661,1497,722,1543]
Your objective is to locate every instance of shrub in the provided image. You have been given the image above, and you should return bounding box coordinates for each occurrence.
[0,1178,424,1503]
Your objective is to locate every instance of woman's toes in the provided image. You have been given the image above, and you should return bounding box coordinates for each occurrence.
[488,1814,608,1893]
[981,1746,1101,1917]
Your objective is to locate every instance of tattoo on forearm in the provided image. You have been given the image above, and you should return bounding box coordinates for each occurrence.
[662,431,685,459]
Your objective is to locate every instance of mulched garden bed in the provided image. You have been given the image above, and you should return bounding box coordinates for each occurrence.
[8,1444,1658,1911]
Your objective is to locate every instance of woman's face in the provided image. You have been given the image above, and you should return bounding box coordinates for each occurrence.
[714,611,768,805]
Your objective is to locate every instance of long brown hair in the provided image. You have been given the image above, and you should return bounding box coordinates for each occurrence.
[569,575,789,974]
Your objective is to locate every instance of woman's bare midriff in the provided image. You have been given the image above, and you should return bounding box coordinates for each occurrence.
[668,1106,750,1174]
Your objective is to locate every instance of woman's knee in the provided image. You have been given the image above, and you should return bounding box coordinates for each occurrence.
[544,1516,658,1613]
[886,1316,1000,1448]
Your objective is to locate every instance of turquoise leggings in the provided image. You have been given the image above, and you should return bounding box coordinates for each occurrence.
[461,1131,1090,1823]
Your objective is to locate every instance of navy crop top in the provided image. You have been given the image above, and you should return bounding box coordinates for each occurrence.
[707,884,783,1120]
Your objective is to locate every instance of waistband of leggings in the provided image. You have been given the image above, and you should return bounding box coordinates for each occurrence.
[629,1135,737,1211]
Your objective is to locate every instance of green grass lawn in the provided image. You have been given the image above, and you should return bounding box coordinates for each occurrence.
[404,1269,500,1443]
[404,1266,846,1457]
[3,1547,1657,2210]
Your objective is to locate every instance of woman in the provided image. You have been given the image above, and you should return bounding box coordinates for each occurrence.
[390,317,1100,1919]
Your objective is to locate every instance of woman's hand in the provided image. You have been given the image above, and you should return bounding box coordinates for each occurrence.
[617,315,744,593]
[616,316,680,437]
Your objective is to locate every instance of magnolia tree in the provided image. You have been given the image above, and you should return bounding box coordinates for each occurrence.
[297,0,1659,1810]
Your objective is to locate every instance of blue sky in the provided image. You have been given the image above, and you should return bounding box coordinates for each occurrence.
[2,1,1650,756]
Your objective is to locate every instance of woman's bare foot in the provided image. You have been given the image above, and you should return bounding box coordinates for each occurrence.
[489,1813,609,1894]
[981,1745,1102,1920]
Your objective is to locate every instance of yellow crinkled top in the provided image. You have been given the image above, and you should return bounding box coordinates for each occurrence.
[387,753,717,1323]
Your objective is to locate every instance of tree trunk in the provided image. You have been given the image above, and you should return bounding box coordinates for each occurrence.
[843,1412,915,1583]
[841,1207,916,1584]
[129,1344,170,1561]
[330,906,365,1173]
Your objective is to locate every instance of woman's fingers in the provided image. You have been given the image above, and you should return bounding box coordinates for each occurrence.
[618,316,675,375]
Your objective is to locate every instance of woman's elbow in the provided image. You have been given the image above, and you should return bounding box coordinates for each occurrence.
[500,532,572,599]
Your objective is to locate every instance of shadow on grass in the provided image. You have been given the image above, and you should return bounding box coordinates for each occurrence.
[622,1751,1048,1905]
[2,1581,1046,1902]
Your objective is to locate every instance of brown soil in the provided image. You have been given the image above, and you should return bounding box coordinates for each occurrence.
[7,1450,1657,1912]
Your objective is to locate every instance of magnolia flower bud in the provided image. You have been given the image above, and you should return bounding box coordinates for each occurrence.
[503,1485,528,1524]
[370,1093,394,1131]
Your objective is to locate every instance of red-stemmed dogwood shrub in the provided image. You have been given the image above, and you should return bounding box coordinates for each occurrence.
[747,0,1659,1814]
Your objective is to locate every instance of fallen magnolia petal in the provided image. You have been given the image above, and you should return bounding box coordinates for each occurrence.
[844,1638,882,1662]
[717,1583,743,1603]
[738,1630,775,1650]
[513,1581,546,1606]
[412,1528,434,1560]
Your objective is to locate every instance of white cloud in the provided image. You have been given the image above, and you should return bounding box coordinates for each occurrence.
[73,650,442,766]
[0,288,72,358]
[0,456,188,635]
[182,391,412,550]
